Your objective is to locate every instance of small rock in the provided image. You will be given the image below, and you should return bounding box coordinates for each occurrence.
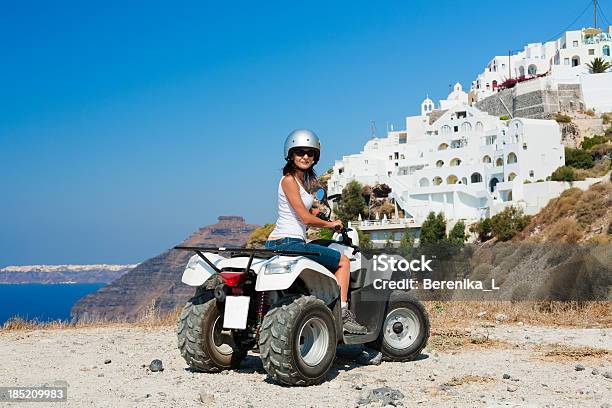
[356,348,383,366]
[470,334,488,344]
[104,359,111,364]
[150,359,164,372]
[517,321,524,326]
[600,403,610,408]
[502,374,511,380]
[477,311,487,317]
[357,386,404,406]
[145,394,151,398]
[603,371,612,379]
[575,364,585,371]
[495,313,508,322]
[97,374,104,378]
[199,391,215,405]
[507,385,518,392]
[592,368,600,375]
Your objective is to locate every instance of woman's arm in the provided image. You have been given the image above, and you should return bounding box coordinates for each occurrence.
[281,176,342,229]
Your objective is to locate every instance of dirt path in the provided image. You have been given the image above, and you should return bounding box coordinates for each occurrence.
[0,323,610,407]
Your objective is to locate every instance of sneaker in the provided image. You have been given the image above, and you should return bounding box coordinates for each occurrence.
[342,307,368,334]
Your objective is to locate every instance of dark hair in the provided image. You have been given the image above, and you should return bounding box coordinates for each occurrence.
[283,157,318,193]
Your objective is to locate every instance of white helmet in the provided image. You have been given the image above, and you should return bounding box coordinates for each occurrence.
[284,129,321,163]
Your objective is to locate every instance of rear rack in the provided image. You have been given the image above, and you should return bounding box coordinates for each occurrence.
[174,246,321,275]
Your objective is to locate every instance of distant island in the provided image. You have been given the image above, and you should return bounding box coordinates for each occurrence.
[0,264,136,284]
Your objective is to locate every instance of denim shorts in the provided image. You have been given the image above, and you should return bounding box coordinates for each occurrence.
[264,237,341,272]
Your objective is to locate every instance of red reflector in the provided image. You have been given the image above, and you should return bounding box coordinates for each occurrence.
[219,271,247,287]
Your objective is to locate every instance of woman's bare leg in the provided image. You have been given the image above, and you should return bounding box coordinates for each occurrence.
[334,255,350,302]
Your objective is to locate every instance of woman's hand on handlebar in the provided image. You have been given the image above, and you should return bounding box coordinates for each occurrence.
[328,220,344,231]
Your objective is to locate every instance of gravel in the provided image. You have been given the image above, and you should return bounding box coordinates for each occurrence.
[0,324,610,407]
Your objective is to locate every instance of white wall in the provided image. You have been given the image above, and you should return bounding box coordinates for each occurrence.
[581,71,612,112]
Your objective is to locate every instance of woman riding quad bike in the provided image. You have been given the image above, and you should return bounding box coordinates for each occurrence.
[175,129,430,386]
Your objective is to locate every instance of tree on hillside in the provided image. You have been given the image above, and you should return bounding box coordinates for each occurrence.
[336,180,367,225]
[565,147,594,169]
[586,57,612,73]
[490,206,531,241]
[420,211,447,245]
[448,220,467,244]
[469,218,492,242]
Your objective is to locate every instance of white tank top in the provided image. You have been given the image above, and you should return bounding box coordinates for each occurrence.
[269,176,314,241]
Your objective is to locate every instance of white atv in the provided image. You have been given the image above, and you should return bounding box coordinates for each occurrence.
[175,189,429,386]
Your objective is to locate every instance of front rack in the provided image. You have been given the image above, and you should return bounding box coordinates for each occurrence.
[174,245,321,275]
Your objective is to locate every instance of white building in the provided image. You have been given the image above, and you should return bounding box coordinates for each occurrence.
[471,26,612,101]
[329,86,565,226]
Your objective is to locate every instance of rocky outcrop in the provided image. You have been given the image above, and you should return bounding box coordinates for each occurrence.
[70,216,258,322]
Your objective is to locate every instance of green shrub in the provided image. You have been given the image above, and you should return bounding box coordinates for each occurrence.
[318,228,334,239]
[551,166,576,182]
[499,115,510,120]
[536,179,544,183]
[448,220,467,244]
[490,206,531,241]
[358,230,373,250]
[420,212,447,245]
[565,147,594,169]
[523,179,532,184]
[336,180,367,225]
[469,218,492,242]
[581,134,611,150]
[602,112,612,125]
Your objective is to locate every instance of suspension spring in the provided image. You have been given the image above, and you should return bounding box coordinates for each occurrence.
[256,291,269,320]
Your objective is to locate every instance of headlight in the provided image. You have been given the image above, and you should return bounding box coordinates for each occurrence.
[263,260,298,275]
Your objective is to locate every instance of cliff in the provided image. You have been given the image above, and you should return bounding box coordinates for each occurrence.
[71,216,258,322]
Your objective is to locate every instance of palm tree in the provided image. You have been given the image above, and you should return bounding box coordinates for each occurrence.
[586,57,612,73]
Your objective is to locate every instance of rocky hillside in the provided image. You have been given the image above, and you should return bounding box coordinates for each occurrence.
[71,216,258,322]
[0,264,134,284]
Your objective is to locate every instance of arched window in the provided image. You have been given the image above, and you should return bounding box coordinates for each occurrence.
[572,55,580,67]
[528,64,537,75]
[507,172,517,181]
[447,175,458,184]
[604,45,611,56]
[419,177,430,187]
[475,122,484,132]
[519,66,525,77]
[433,176,443,186]
[450,157,462,167]
[461,122,472,132]
[471,172,483,183]
[507,152,518,164]
[496,158,504,167]
[436,160,444,167]
[483,155,492,164]
[441,125,451,135]
[489,177,499,192]
[461,177,468,185]
[438,143,449,150]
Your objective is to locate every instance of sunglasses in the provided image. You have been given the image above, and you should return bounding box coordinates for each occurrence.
[293,149,317,158]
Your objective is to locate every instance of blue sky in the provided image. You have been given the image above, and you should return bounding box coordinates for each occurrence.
[0,0,607,265]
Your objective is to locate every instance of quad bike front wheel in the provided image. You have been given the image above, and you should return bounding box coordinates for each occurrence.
[367,292,430,361]
[259,295,337,386]
[177,290,246,372]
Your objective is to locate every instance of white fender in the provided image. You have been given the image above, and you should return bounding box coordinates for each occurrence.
[181,253,226,286]
[256,256,340,304]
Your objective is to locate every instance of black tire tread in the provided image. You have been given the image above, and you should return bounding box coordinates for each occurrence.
[176,291,245,372]
[259,295,335,386]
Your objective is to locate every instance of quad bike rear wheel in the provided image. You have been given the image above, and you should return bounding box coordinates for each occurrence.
[367,292,429,361]
[259,295,337,386]
[177,289,246,372]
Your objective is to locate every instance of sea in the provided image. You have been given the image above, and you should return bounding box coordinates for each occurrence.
[0,283,106,325]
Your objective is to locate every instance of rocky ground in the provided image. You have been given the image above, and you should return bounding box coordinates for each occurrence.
[0,323,610,408]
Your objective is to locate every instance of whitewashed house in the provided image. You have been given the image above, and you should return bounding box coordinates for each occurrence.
[329,85,565,228]
[471,26,612,101]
